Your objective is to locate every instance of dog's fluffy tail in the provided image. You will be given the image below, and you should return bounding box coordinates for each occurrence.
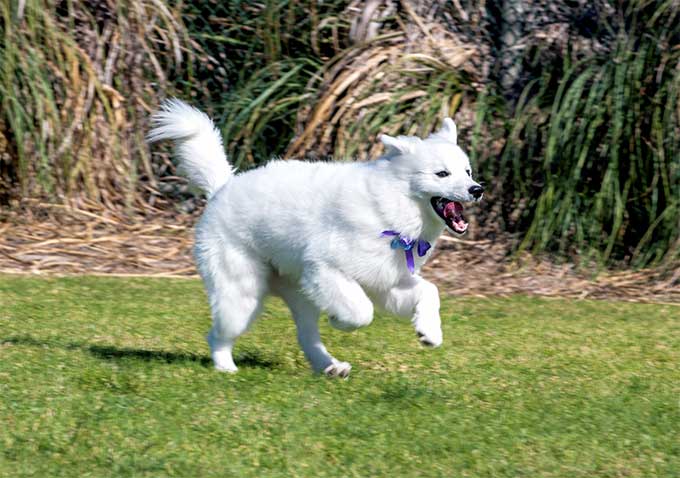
[147,98,233,198]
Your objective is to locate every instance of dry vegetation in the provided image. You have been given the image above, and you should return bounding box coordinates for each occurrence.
[0,0,189,208]
[1,203,677,303]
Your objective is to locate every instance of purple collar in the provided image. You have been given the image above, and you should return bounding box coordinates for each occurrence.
[381,230,431,274]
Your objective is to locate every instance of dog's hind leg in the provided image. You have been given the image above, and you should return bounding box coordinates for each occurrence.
[300,266,373,332]
[198,245,269,373]
[274,282,351,378]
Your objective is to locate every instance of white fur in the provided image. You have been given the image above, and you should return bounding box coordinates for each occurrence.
[149,99,482,377]
[147,99,233,198]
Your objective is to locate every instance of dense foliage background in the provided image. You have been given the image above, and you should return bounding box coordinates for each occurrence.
[0,0,678,268]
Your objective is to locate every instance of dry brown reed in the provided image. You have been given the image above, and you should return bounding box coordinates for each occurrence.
[0,0,189,208]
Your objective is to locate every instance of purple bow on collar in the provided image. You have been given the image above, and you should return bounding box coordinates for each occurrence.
[381,230,431,274]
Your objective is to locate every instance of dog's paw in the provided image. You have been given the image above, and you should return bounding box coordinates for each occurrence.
[416,331,442,348]
[214,363,238,373]
[414,321,443,347]
[328,315,365,331]
[413,314,443,348]
[212,350,238,373]
[323,361,352,379]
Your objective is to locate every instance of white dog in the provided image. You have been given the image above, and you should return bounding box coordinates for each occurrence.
[148,99,483,377]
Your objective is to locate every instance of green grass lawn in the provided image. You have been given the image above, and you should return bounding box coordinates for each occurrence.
[0,275,678,477]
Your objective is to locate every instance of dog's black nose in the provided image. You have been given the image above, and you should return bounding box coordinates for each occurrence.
[468,185,484,199]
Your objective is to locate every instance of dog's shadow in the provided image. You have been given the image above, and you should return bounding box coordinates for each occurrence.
[4,336,278,370]
[89,344,278,369]
[88,344,213,367]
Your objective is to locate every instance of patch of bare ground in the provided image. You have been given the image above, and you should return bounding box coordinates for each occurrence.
[1,203,677,303]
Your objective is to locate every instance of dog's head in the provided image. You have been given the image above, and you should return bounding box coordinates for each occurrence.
[379,118,482,235]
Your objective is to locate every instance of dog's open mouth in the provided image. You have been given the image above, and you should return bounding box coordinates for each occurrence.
[431,197,468,234]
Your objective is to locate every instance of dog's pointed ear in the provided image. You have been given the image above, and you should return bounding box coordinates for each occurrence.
[438,117,457,144]
[379,134,417,155]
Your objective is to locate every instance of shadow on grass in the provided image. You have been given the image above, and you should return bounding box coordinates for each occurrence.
[90,346,279,369]
[233,349,281,369]
[3,336,279,369]
[88,345,213,367]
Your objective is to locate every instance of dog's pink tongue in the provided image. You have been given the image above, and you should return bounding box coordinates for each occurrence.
[443,201,463,219]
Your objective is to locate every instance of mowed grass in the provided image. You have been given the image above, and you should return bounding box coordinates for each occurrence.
[0,275,678,478]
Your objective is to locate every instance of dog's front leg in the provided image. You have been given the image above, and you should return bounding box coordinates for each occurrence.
[301,265,374,331]
[378,276,443,347]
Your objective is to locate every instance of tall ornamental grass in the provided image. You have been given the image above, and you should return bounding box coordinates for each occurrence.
[0,0,677,268]
[476,1,680,266]
[0,0,187,207]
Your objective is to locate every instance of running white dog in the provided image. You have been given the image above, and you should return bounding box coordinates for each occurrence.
[148,99,483,377]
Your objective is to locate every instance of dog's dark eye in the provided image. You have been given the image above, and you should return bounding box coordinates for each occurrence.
[466,169,471,177]
[435,171,450,178]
